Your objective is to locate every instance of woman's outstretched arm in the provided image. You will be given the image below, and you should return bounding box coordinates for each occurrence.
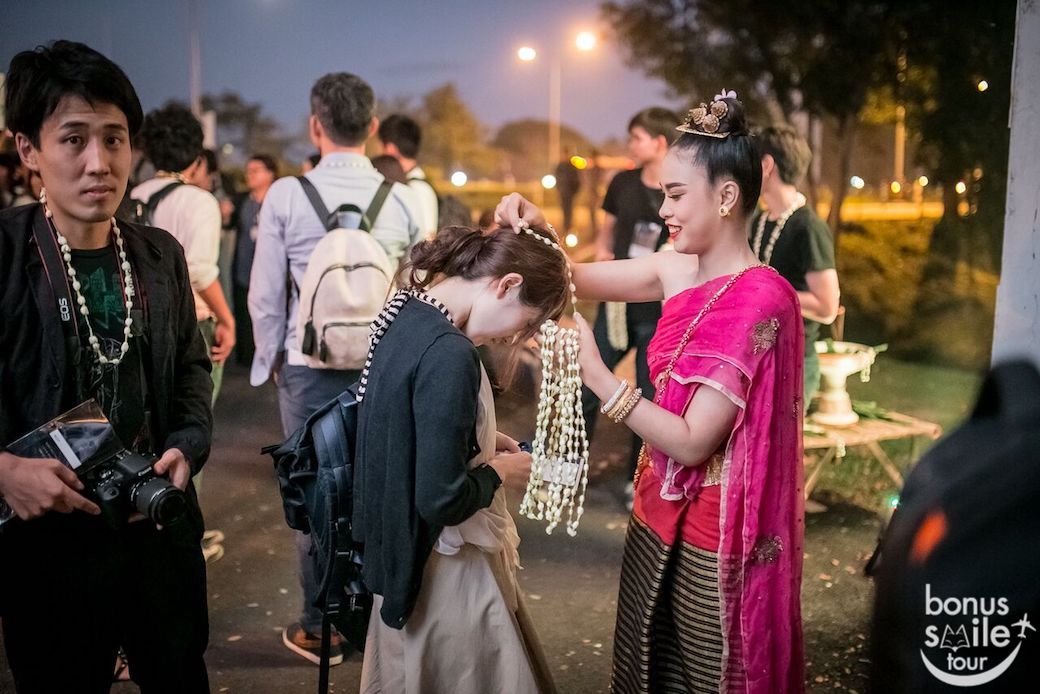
[494,192,666,304]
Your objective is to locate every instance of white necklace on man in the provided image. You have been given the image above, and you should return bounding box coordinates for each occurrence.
[40,187,135,367]
[752,192,807,265]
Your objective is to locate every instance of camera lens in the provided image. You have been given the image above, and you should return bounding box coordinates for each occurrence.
[131,477,188,526]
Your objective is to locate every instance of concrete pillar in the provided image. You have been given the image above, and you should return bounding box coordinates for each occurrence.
[992,0,1040,369]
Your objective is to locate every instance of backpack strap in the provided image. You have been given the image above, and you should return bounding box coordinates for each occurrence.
[297,176,335,231]
[360,180,394,233]
[142,180,184,224]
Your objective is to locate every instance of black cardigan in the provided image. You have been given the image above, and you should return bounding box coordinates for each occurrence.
[353,299,501,629]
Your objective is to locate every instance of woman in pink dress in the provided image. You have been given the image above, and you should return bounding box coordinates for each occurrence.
[497,93,805,693]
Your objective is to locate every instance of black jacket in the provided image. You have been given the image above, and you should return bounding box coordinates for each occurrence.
[353,299,501,629]
[0,203,213,471]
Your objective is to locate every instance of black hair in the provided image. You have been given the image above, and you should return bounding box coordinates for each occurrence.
[4,40,143,148]
[201,148,218,174]
[370,154,407,184]
[141,103,204,172]
[310,73,375,147]
[378,114,422,159]
[307,153,321,168]
[628,106,679,141]
[671,97,761,217]
[758,125,812,186]
[248,153,279,178]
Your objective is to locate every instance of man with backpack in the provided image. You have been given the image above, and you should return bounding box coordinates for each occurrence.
[377,113,438,239]
[131,104,236,403]
[248,71,420,666]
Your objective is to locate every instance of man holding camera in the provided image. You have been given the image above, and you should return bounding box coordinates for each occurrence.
[0,41,212,692]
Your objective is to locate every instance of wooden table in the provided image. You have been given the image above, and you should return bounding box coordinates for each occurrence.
[802,411,943,500]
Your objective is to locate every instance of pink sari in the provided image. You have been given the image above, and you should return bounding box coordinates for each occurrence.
[612,267,805,693]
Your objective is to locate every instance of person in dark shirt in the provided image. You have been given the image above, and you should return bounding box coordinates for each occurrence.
[554,148,582,232]
[0,41,212,692]
[752,125,840,407]
[584,107,678,489]
[354,226,569,692]
[232,153,276,365]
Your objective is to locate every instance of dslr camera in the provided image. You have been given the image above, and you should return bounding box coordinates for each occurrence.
[0,400,187,529]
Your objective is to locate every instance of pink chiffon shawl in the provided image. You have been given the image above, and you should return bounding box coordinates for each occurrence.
[644,267,806,693]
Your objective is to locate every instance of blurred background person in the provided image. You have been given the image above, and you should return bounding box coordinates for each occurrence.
[232,154,277,366]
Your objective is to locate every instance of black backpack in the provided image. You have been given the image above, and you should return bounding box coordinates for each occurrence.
[262,384,371,691]
[871,361,1040,692]
[121,180,184,226]
[412,177,473,229]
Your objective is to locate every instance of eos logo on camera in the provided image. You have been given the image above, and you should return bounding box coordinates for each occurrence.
[920,584,1034,686]
[58,297,71,322]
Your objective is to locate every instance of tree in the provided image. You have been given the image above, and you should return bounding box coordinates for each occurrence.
[492,120,593,181]
[201,91,290,162]
[417,83,501,179]
[602,0,899,235]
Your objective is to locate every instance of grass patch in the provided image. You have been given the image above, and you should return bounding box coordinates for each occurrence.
[810,355,984,511]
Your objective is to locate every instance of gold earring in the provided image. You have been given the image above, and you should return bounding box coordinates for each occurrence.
[719,205,729,217]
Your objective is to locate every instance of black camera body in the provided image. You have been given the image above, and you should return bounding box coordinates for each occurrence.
[80,451,188,529]
[0,401,190,531]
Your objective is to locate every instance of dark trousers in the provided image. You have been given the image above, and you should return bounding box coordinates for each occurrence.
[581,304,657,476]
[559,189,577,231]
[1,509,209,693]
[233,283,254,366]
[276,363,359,633]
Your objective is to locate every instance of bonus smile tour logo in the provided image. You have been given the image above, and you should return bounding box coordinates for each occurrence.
[920,584,1034,686]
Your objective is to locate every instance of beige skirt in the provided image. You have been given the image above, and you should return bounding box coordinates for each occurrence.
[360,544,557,694]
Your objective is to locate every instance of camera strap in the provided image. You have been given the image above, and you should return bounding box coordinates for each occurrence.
[31,212,82,370]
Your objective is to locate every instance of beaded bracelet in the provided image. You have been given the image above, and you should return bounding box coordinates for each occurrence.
[611,388,643,423]
[600,379,629,415]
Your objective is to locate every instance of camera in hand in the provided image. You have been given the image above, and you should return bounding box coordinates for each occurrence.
[0,400,188,529]
[81,450,187,528]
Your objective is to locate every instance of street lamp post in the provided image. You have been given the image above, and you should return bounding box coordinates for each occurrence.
[517,30,597,172]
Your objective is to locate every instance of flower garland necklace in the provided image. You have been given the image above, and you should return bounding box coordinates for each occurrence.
[751,192,807,265]
[515,222,590,537]
[40,187,136,366]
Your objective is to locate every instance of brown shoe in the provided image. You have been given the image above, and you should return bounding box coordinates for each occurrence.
[282,622,344,666]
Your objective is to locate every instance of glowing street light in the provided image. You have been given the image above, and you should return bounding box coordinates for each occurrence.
[849,176,865,190]
[918,175,929,187]
[575,31,597,52]
[890,181,902,195]
[955,181,967,195]
[450,170,468,187]
[570,155,588,170]
[541,174,557,189]
[977,80,989,92]
[565,233,579,248]
[517,46,537,62]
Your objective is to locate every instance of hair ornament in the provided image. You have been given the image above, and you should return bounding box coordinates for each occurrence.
[677,88,738,139]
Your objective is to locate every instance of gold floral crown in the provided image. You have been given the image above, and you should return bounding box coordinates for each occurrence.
[677,89,737,139]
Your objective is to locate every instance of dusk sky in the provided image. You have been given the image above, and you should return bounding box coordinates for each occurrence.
[2,0,679,147]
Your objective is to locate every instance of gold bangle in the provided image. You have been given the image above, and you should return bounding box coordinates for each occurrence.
[600,378,629,415]
[612,388,642,423]
[606,383,635,420]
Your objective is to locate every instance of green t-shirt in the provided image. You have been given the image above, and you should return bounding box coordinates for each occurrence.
[70,246,151,453]
[750,206,836,354]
